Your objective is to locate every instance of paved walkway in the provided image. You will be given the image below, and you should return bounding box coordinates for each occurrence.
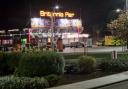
[47,71,128,89]
[62,46,124,53]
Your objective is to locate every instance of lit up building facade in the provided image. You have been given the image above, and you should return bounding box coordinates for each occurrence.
[0,10,89,51]
[0,29,28,51]
[30,10,89,47]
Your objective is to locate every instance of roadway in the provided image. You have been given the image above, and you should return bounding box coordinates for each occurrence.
[62,46,126,53]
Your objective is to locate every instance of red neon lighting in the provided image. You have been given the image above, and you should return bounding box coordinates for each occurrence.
[27,28,31,43]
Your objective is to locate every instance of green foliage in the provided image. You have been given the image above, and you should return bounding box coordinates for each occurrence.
[111,37,124,46]
[0,52,3,60]
[0,52,7,75]
[65,62,79,74]
[78,56,96,73]
[118,53,128,60]
[88,53,111,60]
[0,76,49,89]
[15,51,65,77]
[64,52,111,60]
[45,74,59,87]
[99,59,128,72]
[64,54,81,59]
[5,52,22,73]
[0,52,21,75]
[107,12,128,40]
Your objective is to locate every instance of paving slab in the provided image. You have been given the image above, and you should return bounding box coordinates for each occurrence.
[47,71,128,89]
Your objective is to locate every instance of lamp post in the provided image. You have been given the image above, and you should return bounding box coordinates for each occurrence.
[107,8,122,23]
[51,5,59,51]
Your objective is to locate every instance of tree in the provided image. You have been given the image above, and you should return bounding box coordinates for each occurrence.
[107,11,128,48]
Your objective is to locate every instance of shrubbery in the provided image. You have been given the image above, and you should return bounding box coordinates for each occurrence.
[0,52,21,75]
[65,62,79,74]
[99,59,128,72]
[0,52,6,75]
[15,51,65,77]
[0,51,64,87]
[0,76,49,89]
[45,74,59,87]
[64,56,97,74]
[5,52,21,73]
[78,56,96,73]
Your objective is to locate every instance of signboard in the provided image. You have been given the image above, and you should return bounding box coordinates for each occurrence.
[71,19,82,27]
[40,11,75,18]
[31,18,83,35]
[31,18,82,28]
[57,19,82,27]
[31,18,50,28]
[56,19,71,27]
[105,36,113,46]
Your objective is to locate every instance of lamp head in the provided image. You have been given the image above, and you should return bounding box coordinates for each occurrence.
[116,8,121,13]
[55,5,59,10]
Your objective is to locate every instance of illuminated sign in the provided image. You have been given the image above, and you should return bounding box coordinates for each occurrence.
[31,18,50,28]
[57,19,82,27]
[40,11,75,18]
[31,18,82,29]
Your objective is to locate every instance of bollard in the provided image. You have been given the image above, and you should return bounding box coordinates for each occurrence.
[111,50,117,59]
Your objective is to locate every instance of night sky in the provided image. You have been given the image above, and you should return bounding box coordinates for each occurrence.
[0,0,125,31]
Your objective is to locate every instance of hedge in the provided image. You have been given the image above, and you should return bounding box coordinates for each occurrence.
[15,51,65,77]
[99,59,128,72]
[78,56,96,73]
[0,76,49,89]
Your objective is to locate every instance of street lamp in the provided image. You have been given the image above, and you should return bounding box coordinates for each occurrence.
[116,8,121,13]
[55,5,59,10]
[107,8,122,23]
[51,5,60,51]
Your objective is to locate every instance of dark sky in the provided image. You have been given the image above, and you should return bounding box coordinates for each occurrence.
[0,0,125,31]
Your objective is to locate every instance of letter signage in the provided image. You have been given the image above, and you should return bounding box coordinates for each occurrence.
[40,11,75,18]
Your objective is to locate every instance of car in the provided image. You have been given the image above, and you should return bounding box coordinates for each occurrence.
[70,42,85,48]
[63,44,70,48]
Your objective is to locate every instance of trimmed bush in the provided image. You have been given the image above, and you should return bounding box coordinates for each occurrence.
[0,76,49,89]
[45,74,59,87]
[78,56,96,73]
[15,51,65,77]
[99,59,128,72]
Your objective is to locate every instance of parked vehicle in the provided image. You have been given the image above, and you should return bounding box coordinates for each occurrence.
[70,42,84,48]
[63,44,70,48]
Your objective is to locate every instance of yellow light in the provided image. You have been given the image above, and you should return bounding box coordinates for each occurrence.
[40,11,46,17]
[48,37,51,42]
[65,12,75,18]
[40,11,75,18]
